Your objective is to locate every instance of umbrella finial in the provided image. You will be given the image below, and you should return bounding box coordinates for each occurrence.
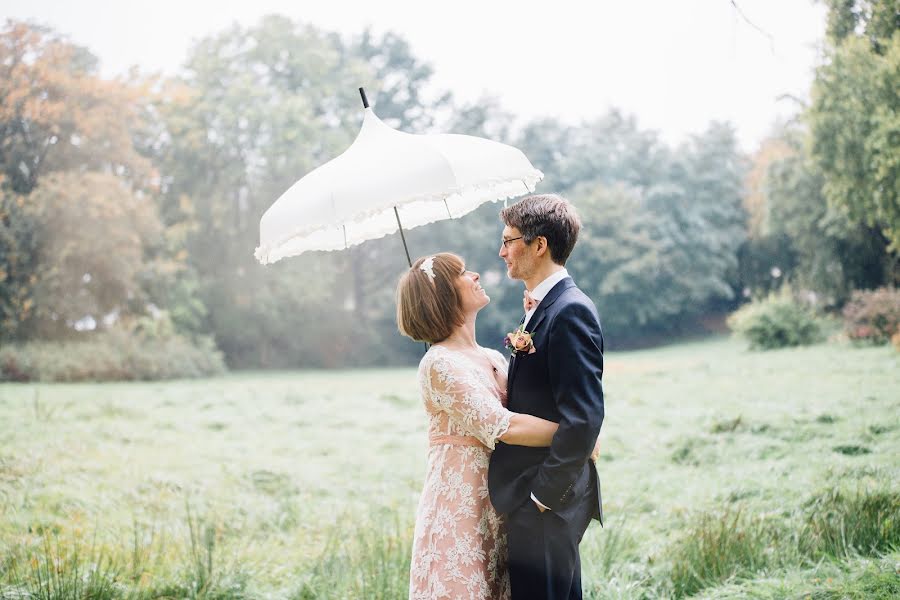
[359,87,369,109]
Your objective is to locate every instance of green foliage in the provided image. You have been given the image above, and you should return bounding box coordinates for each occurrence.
[0,190,39,340]
[728,293,823,349]
[810,3,900,249]
[740,126,895,305]
[562,122,747,341]
[0,327,225,382]
[842,287,900,344]
[740,1,900,305]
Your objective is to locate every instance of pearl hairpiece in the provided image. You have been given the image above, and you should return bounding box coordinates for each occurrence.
[420,256,436,281]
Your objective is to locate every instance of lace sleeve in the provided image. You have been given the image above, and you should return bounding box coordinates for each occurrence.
[423,352,513,449]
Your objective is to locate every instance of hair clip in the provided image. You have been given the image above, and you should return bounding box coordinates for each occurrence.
[420,256,436,281]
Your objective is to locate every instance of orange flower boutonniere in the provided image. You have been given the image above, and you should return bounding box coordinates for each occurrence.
[504,324,536,356]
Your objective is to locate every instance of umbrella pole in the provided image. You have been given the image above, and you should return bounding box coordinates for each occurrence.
[393,206,413,268]
[392,205,429,354]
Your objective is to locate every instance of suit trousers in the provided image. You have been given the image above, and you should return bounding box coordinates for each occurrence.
[506,495,595,600]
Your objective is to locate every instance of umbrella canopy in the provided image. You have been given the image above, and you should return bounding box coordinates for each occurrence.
[254,103,543,265]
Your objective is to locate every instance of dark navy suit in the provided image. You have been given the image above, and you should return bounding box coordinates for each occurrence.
[489,277,604,600]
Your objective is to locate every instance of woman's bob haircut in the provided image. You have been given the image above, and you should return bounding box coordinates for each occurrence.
[396,253,466,344]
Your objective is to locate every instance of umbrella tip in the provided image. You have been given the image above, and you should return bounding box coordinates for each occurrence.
[358,87,369,109]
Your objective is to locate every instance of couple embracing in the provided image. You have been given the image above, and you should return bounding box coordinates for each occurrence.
[396,194,605,600]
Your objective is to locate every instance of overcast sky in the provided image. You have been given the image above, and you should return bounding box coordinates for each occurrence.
[4,0,827,151]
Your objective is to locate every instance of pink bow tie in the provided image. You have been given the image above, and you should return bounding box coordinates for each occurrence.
[523,289,538,312]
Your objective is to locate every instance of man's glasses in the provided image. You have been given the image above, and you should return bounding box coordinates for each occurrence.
[501,236,524,248]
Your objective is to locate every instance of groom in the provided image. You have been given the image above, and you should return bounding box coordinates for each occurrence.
[489,194,605,600]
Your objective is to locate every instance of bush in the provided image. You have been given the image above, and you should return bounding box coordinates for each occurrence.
[843,287,900,345]
[0,329,226,382]
[727,293,823,350]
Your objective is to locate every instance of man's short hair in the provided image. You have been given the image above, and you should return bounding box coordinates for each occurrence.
[500,194,581,265]
[396,253,466,344]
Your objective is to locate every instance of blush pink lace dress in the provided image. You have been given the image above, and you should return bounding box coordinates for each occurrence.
[408,344,513,600]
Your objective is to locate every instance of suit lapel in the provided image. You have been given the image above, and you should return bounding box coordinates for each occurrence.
[507,277,575,389]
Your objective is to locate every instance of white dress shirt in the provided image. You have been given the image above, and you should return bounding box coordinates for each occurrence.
[523,268,569,511]
[523,268,569,330]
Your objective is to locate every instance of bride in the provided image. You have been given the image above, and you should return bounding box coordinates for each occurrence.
[396,252,599,600]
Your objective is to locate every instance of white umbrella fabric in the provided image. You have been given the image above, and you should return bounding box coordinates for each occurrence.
[254,89,543,266]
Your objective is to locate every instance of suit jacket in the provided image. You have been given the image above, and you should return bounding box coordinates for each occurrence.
[489,277,605,524]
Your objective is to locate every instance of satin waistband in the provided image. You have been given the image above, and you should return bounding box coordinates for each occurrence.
[429,434,485,448]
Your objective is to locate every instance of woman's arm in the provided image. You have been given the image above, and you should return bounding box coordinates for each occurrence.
[498,413,557,447]
[500,415,601,460]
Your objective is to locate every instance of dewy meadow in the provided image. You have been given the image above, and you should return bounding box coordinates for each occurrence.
[2,338,898,598]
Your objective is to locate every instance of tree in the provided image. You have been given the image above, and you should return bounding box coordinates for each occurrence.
[352,29,451,132]
[0,20,161,340]
[766,128,894,302]
[149,16,454,366]
[810,0,900,249]
[567,183,669,336]
[25,171,164,338]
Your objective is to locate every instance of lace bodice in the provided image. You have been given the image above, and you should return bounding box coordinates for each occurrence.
[418,345,512,448]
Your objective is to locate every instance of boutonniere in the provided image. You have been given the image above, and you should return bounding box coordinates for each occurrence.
[504,324,536,356]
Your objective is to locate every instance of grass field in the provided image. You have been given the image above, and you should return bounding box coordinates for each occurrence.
[1,337,898,598]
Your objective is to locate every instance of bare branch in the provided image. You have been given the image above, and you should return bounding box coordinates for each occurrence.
[730,0,776,54]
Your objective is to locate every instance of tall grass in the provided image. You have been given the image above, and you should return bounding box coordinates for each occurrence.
[667,508,783,597]
[291,508,413,600]
[801,487,900,559]
[1,535,120,600]
[664,485,900,597]
[0,506,254,600]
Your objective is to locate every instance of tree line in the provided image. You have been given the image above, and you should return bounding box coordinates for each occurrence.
[1,1,897,370]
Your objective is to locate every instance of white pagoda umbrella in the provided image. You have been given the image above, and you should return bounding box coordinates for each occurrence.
[255,89,543,266]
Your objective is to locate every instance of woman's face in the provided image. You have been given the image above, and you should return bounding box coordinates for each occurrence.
[454,264,490,314]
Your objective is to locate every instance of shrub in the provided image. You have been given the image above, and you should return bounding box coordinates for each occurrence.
[842,287,900,345]
[0,329,226,382]
[727,293,823,350]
